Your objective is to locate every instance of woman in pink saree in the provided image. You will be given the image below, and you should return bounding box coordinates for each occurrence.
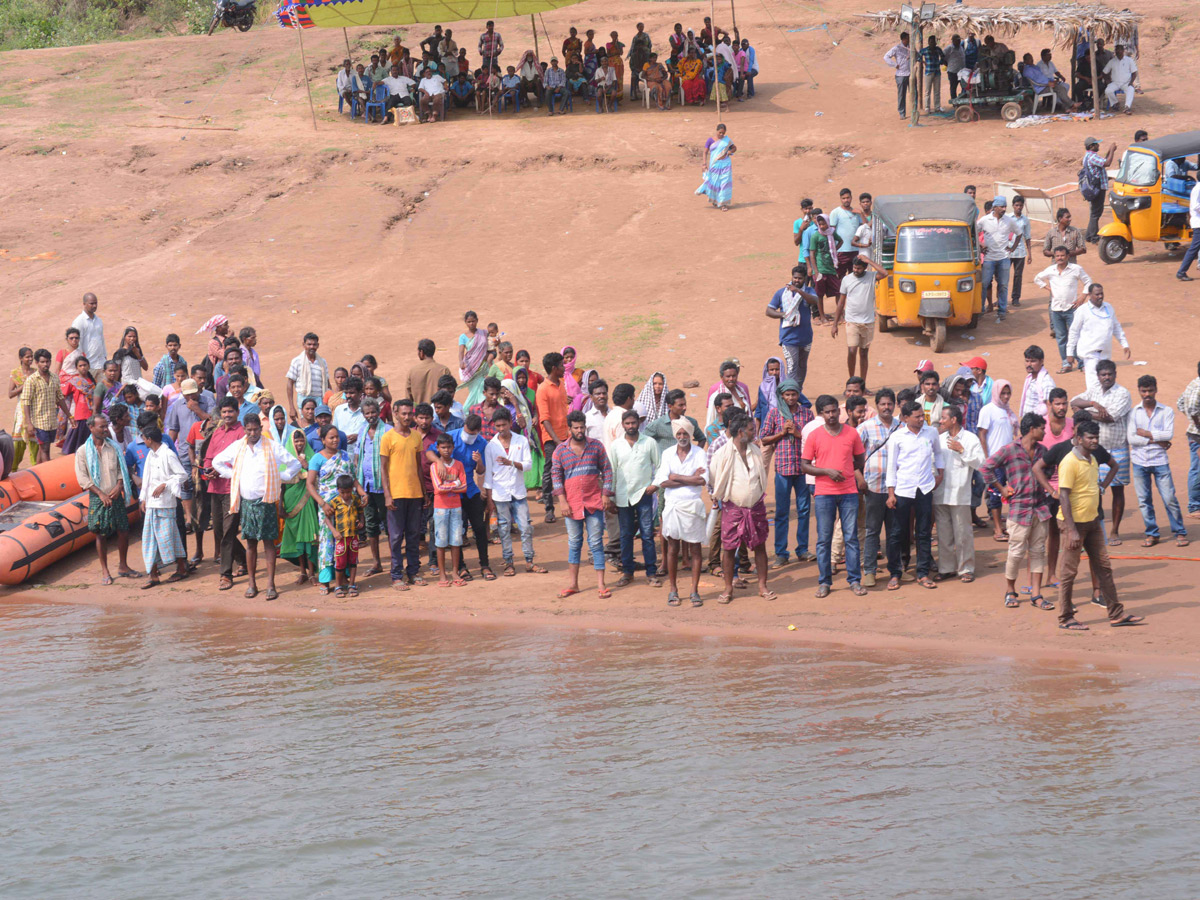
[457,310,490,408]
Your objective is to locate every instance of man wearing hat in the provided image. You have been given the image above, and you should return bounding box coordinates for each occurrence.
[306,404,348,453]
[164,374,215,564]
[1081,137,1117,243]
[913,359,935,394]
[978,197,1020,323]
[963,356,993,405]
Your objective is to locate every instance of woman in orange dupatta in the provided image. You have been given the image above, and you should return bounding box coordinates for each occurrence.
[679,48,706,105]
[606,32,625,100]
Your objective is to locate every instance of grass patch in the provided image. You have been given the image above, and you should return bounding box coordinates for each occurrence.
[0,93,28,108]
[590,313,666,366]
[735,251,787,262]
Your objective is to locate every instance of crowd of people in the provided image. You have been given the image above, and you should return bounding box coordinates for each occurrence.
[884,30,1140,117]
[334,18,760,123]
[5,254,1192,631]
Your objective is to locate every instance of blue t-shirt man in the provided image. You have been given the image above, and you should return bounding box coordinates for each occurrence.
[792,216,818,263]
[829,205,862,255]
[125,433,180,478]
[767,283,815,349]
[448,427,485,500]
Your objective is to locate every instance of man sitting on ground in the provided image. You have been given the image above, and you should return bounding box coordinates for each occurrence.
[449,72,475,108]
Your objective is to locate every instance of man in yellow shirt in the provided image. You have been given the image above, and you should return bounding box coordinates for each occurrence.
[380,398,426,589]
[1057,420,1144,630]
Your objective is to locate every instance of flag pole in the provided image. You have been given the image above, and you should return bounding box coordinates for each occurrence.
[297,23,318,131]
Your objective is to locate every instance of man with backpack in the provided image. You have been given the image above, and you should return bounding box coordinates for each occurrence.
[1080,136,1117,243]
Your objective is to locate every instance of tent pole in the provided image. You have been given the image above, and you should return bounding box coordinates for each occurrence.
[531,14,539,60]
[711,0,720,119]
[1088,32,1102,120]
[344,28,353,65]
[730,0,738,44]
[297,24,318,131]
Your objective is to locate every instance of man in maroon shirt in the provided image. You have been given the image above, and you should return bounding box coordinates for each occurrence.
[201,397,247,590]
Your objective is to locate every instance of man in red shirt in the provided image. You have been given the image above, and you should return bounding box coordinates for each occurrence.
[536,351,569,523]
[551,410,614,598]
[199,397,247,590]
[802,393,867,598]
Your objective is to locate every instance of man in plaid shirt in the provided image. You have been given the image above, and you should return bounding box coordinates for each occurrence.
[919,34,945,113]
[980,412,1051,608]
[856,388,900,587]
[1071,359,1133,539]
[21,348,71,462]
[760,379,814,567]
[1176,361,1200,516]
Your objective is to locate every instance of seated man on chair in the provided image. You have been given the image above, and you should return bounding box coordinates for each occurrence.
[418,66,448,122]
[543,57,569,115]
[449,71,475,109]
[352,64,375,119]
[1102,44,1137,115]
[382,65,417,111]
[1020,53,1075,110]
[336,59,355,112]
[567,68,590,97]
[592,58,618,109]
[499,65,522,109]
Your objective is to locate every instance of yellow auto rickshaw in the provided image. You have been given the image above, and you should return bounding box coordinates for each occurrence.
[871,194,983,353]
[1099,129,1200,264]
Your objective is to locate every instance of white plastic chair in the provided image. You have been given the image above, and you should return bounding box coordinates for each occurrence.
[1033,88,1057,114]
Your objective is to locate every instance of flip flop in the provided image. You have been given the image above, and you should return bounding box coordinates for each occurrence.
[1106,536,1123,546]
[887,577,901,591]
[759,590,778,601]
[960,573,975,583]
[1177,538,1190,548]
[1143,537,1159,547]
[917,577,938,589]
[265,589,279,601]
[597,588,612,599]
[1110,615,1145,627]
[140,580,160,591]
[101,575,114,585]
[557,588,580,598]
[166,571,188,583]
[667,591,681,606]
[717,592,733,604]
[244,586,258,599]
[525,563,548,574]
[690,593,703,607]
[1059,619,1089,631]
[1029,594,1055,611]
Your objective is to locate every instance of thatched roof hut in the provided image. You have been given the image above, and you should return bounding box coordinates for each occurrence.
[858,4,1141,49]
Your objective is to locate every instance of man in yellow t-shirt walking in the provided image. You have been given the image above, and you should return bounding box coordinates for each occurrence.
[1057,420,1144,630]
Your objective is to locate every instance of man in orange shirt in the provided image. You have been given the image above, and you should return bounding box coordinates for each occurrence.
[536,351,569,523]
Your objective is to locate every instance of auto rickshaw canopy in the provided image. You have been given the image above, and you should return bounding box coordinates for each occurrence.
[872,194,981,235]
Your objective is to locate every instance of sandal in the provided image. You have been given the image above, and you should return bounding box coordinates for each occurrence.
[265,588,278,601]
[348,585,359,597]
[525,563,548,574]
[667,591,681,606]
[732,576,749,589]
[917,577,938,589]
[850,582,867,596]
[615,573,634,588]
[166,571,188,583]
[960,573,975,583]
[140,580,160,591]
[887,577,900,591]
[480,567,497,581]
[438,579,452,587]
[452,578,467,587]
[1029,594,1055,611]
[759,589,778,601]
[1110,614,1145,626]
[411,577,427,587]
[558,587,580,598]
[690,593,703,607]
[334,586,347,598]
[1143,536,1159,548]
[457,569,474,582]
[218,577,233,591]
[1059,619,1088,631]
[1004,592,1021,608]
[647,576,663,588]
[1106,536,1123,546]
[717,592,733,604]
[597,587,612,599]
[244,586,258,599]
[101,575,114,585]
[815,584,831,599]
[1177,537,1190,548]
[390,580,409,591]
[317,584,330,595]
[502,562,516,577]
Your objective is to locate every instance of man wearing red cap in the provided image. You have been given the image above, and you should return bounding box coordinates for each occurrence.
[963,356,993,405]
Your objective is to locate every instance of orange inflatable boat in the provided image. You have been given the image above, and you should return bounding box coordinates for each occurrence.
[0,455,81,511]
[0,493,140,586]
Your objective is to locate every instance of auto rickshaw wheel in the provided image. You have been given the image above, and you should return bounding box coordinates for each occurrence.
[930,319,947,353]
[954,105,974,123]
[966,313,980,330]
[1000,101,1023,122]
[877,313,892,333]
[1099,236,1129,264]
[1166,242,1182,252]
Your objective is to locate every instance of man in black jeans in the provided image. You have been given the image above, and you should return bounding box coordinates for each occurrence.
[451,413,495,581]
[884,400,945,590]
[1082,136,1117,243]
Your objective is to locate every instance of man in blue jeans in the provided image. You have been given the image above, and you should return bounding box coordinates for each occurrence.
[759,377,814,567]
[978,196,1019,322]
[803,394,867,598]
[609,409,661,588]
[551,410,614,597]
[1128,374,1189,547]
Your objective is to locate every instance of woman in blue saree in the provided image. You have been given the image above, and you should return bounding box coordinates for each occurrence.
[696,124,736,211]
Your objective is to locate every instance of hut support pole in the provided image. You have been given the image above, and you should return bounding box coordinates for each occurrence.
[298,24,318,131]
[1089,35,1102,120]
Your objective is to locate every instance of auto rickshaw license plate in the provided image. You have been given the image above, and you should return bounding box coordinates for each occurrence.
[922,290,951,299]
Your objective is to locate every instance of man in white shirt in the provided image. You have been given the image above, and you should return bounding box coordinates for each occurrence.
[978,196,1020,322]
[138,422,189,589]
[1019,344,1057,417]
[418,67,447,121]
[382,65,417,110]
[335,58,355,111]
[212,412,303,600]
[1066,283,1131,391]
[583,379,610,443]
[1176,181,1200,282]
[604,383,635,448]
[593,59,617,109]
[883,32,912,118]
[933,404,984,581]
[71,292,106,370]
[483,407,543,574]
[1034,246,1092,373]
[332,377,366,446]
[884,399,944,589]
[1127,374,1188,546]
[1102,44,1137,113]
[833,253,888,384]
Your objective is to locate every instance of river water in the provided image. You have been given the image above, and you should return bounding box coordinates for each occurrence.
[1,601,1197,899]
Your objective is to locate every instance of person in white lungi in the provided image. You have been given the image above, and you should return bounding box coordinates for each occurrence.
[138,422,189,589]
[656,420,708,608]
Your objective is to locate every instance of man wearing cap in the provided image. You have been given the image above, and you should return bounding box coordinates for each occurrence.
[978,197,1020,323]
[964,356,993,405]
[164,376,214,558]
[913,359,936,395]
[1081,137,1117,243]
[306,404,347,452]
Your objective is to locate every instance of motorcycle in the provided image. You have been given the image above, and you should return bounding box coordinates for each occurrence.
[207,0,257,35]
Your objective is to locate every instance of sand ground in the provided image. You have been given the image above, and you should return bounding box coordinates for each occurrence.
[2,0,1199,667]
